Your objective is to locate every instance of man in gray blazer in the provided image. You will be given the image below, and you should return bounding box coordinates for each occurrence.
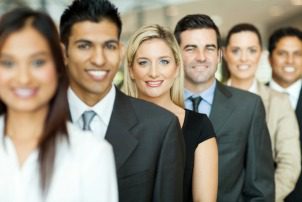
[174,14,275,201]
[60,0,185,201]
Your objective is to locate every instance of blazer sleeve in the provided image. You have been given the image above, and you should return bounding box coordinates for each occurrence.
[153,115,185,202]
[273,95,301,201]
[243,97,275,202]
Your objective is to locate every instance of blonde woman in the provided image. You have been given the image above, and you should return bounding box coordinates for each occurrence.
[123,24,218,202]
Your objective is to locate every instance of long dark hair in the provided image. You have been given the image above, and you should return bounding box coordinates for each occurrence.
[0,8,68,194]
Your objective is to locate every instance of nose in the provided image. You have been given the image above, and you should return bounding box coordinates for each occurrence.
[91,47,105,67]
[286,54,294,65]
[240,51,247,62]
[196,49,206,62]
[17,66,31,84]
[148,63,159,78]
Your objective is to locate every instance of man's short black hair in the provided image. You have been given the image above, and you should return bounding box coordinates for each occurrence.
[174,14,221,49]
[60,0,122,46]
[268,27,302,56]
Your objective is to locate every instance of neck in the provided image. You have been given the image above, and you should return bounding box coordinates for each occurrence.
[139,92,174,110]
[185,78,215,94]
[272,77,294,89]
[229,77,254,90]
[6,108,48,141]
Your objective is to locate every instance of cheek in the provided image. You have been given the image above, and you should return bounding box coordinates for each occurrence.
[131,66,147,81]
[35,66,58,90]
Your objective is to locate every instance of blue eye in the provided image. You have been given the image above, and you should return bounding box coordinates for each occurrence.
[160,59,169,65]
[0,60,14,68]
[32,59,46,67]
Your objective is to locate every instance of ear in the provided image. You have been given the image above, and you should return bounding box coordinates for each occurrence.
[61,42,68,66]
[218,48,223,63]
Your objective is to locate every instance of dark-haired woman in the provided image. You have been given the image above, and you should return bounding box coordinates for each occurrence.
[0,8,117,202]
[223,23,300,202]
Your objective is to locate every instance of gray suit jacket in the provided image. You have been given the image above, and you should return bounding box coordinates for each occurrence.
[105,89,185,202]
[210,82,275,202]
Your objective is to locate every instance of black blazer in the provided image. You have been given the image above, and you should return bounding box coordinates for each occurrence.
[285,86,302,202]
[100,89,185,202]
[210,82,275,202]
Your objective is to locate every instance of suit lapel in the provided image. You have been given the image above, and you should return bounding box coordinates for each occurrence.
[295,87,302,144]
[209,82,237,135]
[105,89,138,171]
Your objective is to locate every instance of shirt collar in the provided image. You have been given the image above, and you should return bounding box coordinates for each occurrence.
[226,78,257,93]
[270,79,302,99]
[184,80,216,105]
[67,86,116,126]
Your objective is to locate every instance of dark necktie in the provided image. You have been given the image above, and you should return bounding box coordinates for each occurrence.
[189,96,202,112]
[82,110,96,131]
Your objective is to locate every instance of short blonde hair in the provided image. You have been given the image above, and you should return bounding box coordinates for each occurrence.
[123,24,184,107]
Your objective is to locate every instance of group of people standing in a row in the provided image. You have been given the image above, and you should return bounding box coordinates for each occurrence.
[0,0,301,202]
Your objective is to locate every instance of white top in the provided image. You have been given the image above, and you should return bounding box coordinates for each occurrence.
[270,79,302,109]
[68,86,115,140]
[0,116,118,202]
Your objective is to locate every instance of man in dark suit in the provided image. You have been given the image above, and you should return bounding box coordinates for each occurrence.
[268,27,302,202]
[59,0,185,201]
[174,14,275,201]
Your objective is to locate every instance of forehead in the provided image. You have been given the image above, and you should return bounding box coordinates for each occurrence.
[136,38,173,56]
[1,26,49,55]
[69,20,119,42]
[228,31,260,46]
[179,28,218,46]
[275,36,302,50]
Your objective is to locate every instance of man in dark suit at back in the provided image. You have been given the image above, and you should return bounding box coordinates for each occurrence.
[59,0,185,201]
[174,14,275,201]
[268,27,302,202]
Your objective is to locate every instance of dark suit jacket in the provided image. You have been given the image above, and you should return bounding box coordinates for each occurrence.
[104,89,185,202]
[285,86,302,202]
[209,82,275,202]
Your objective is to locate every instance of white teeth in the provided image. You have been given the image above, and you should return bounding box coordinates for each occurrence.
[284,66,295,73]
[87,70,106,78]
[238,65,249,70]
[146,81,162,87]
[15,88,35,97]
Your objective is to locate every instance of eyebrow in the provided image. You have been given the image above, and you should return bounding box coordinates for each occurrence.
[0,51,49,58]
[74,39,119,45]
[205,44,217,49]
[183,44,197,50]
[183,44,217,49]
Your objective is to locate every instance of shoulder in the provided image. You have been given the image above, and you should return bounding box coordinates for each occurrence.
[216,82,262,103]
[184,109,216,139]
[116,90,178,122]
[258,83,291,105]
[185,109,210,123]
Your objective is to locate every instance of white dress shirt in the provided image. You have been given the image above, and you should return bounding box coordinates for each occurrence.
[68,86,115,140]
[270,79,302,109]
[0,117,118,202]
